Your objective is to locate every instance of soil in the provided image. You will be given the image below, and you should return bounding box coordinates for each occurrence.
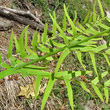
[0,1,44,110]
[0,0,41,60]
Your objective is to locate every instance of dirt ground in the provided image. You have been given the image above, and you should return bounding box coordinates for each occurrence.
[0,1,46,110]
[0,0,36,59]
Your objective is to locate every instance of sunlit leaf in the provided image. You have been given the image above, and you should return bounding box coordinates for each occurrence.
[98,0,105,18]
[17,69,51,77]
[77,51,86,71]
[42,23,48,43]
[25,29,28,48]
[14,36,19,53]
[106,48,110,54]
[52,11,57,36]
[86,24,99,34]
[8,29,13,58]
[63,10,66,31]
[19,26,28,59]
[0,68,17,80]
[92,44,107,53]
[38,44,52,53]
[55,71,92,80]
[104,87,109,104]
[50,14,68,45]
[25,65,48,70]
[96,21,110,29]
[37,33,40,43]
[73,10,77,23]
[92,84,104,102]
[93,0,96,23]
[64,79,74,110]
[88,14,93,23]
[35,76,42,98]
[80,81,90,93]
[52,40,65,47]
[1,63,11,69]
[89,52,98,77]
[32,31,37,51]
[103,54,110,67]
[41,77,55,110]
[55,48,70,75]
[64,4,77,38]
[91,71,108,85]
[104,79,110,86]
[83,10,90,24]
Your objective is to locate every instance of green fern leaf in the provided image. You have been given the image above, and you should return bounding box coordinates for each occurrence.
[93,0,96,23]
[52,40,66,47]
[8,29,13,58]
[0,68,17,80]
[76,51,86,70]
[96,21,110,29]
[25,29,28,48]
[19,25,28,59]
[1,63,11,69]
[17,69,51,77]
[64,79,74,110]
[35,76,42,99]
[63,10,66,31]
[32,31,37,51]
[52,11,57,36]
[64,4,77,38]
[55,48,70,75]
[83,10,90,24]
[103,54,110,67]
[98,0,105,18]
[50,14,68,45]
[73,10,77,23]
[55,71,92,80]
[41,77,55,110]
[80,81,90,93]
[91,71,108,85]
[89,52,98,78]
[14,36,20,53]
[106,48,110,55]
[92,44,107,53]
[92,84,104,102]
[104,79,110,86]
[104,87,109,104]
[42,23,48,43]
[88,14,93,23]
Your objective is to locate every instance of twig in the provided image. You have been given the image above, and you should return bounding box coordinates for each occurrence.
[0,6,45,26]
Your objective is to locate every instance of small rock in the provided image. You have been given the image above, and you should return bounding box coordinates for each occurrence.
[0,17,12,31]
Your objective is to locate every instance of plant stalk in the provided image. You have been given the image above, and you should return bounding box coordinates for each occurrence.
[15,29,109,70]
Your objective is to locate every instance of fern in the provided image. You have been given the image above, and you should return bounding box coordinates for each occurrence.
[0,0,110,109]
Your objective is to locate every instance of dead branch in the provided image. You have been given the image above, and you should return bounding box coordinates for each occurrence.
[0,6,53,33]
[0,6,44,26]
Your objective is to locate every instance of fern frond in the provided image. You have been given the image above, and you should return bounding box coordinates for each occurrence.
[8,29,13,58]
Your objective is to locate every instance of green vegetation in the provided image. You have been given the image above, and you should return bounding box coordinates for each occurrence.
[1,0,110,109]
[30,0,110,24]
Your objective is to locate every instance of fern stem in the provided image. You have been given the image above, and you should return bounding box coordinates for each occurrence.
[15,29,109,70]
[68,29,110,48]
[15,46,66,70]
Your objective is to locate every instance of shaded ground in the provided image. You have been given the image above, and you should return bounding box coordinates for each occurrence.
[0,1,45,110]
[0,1,66,110]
